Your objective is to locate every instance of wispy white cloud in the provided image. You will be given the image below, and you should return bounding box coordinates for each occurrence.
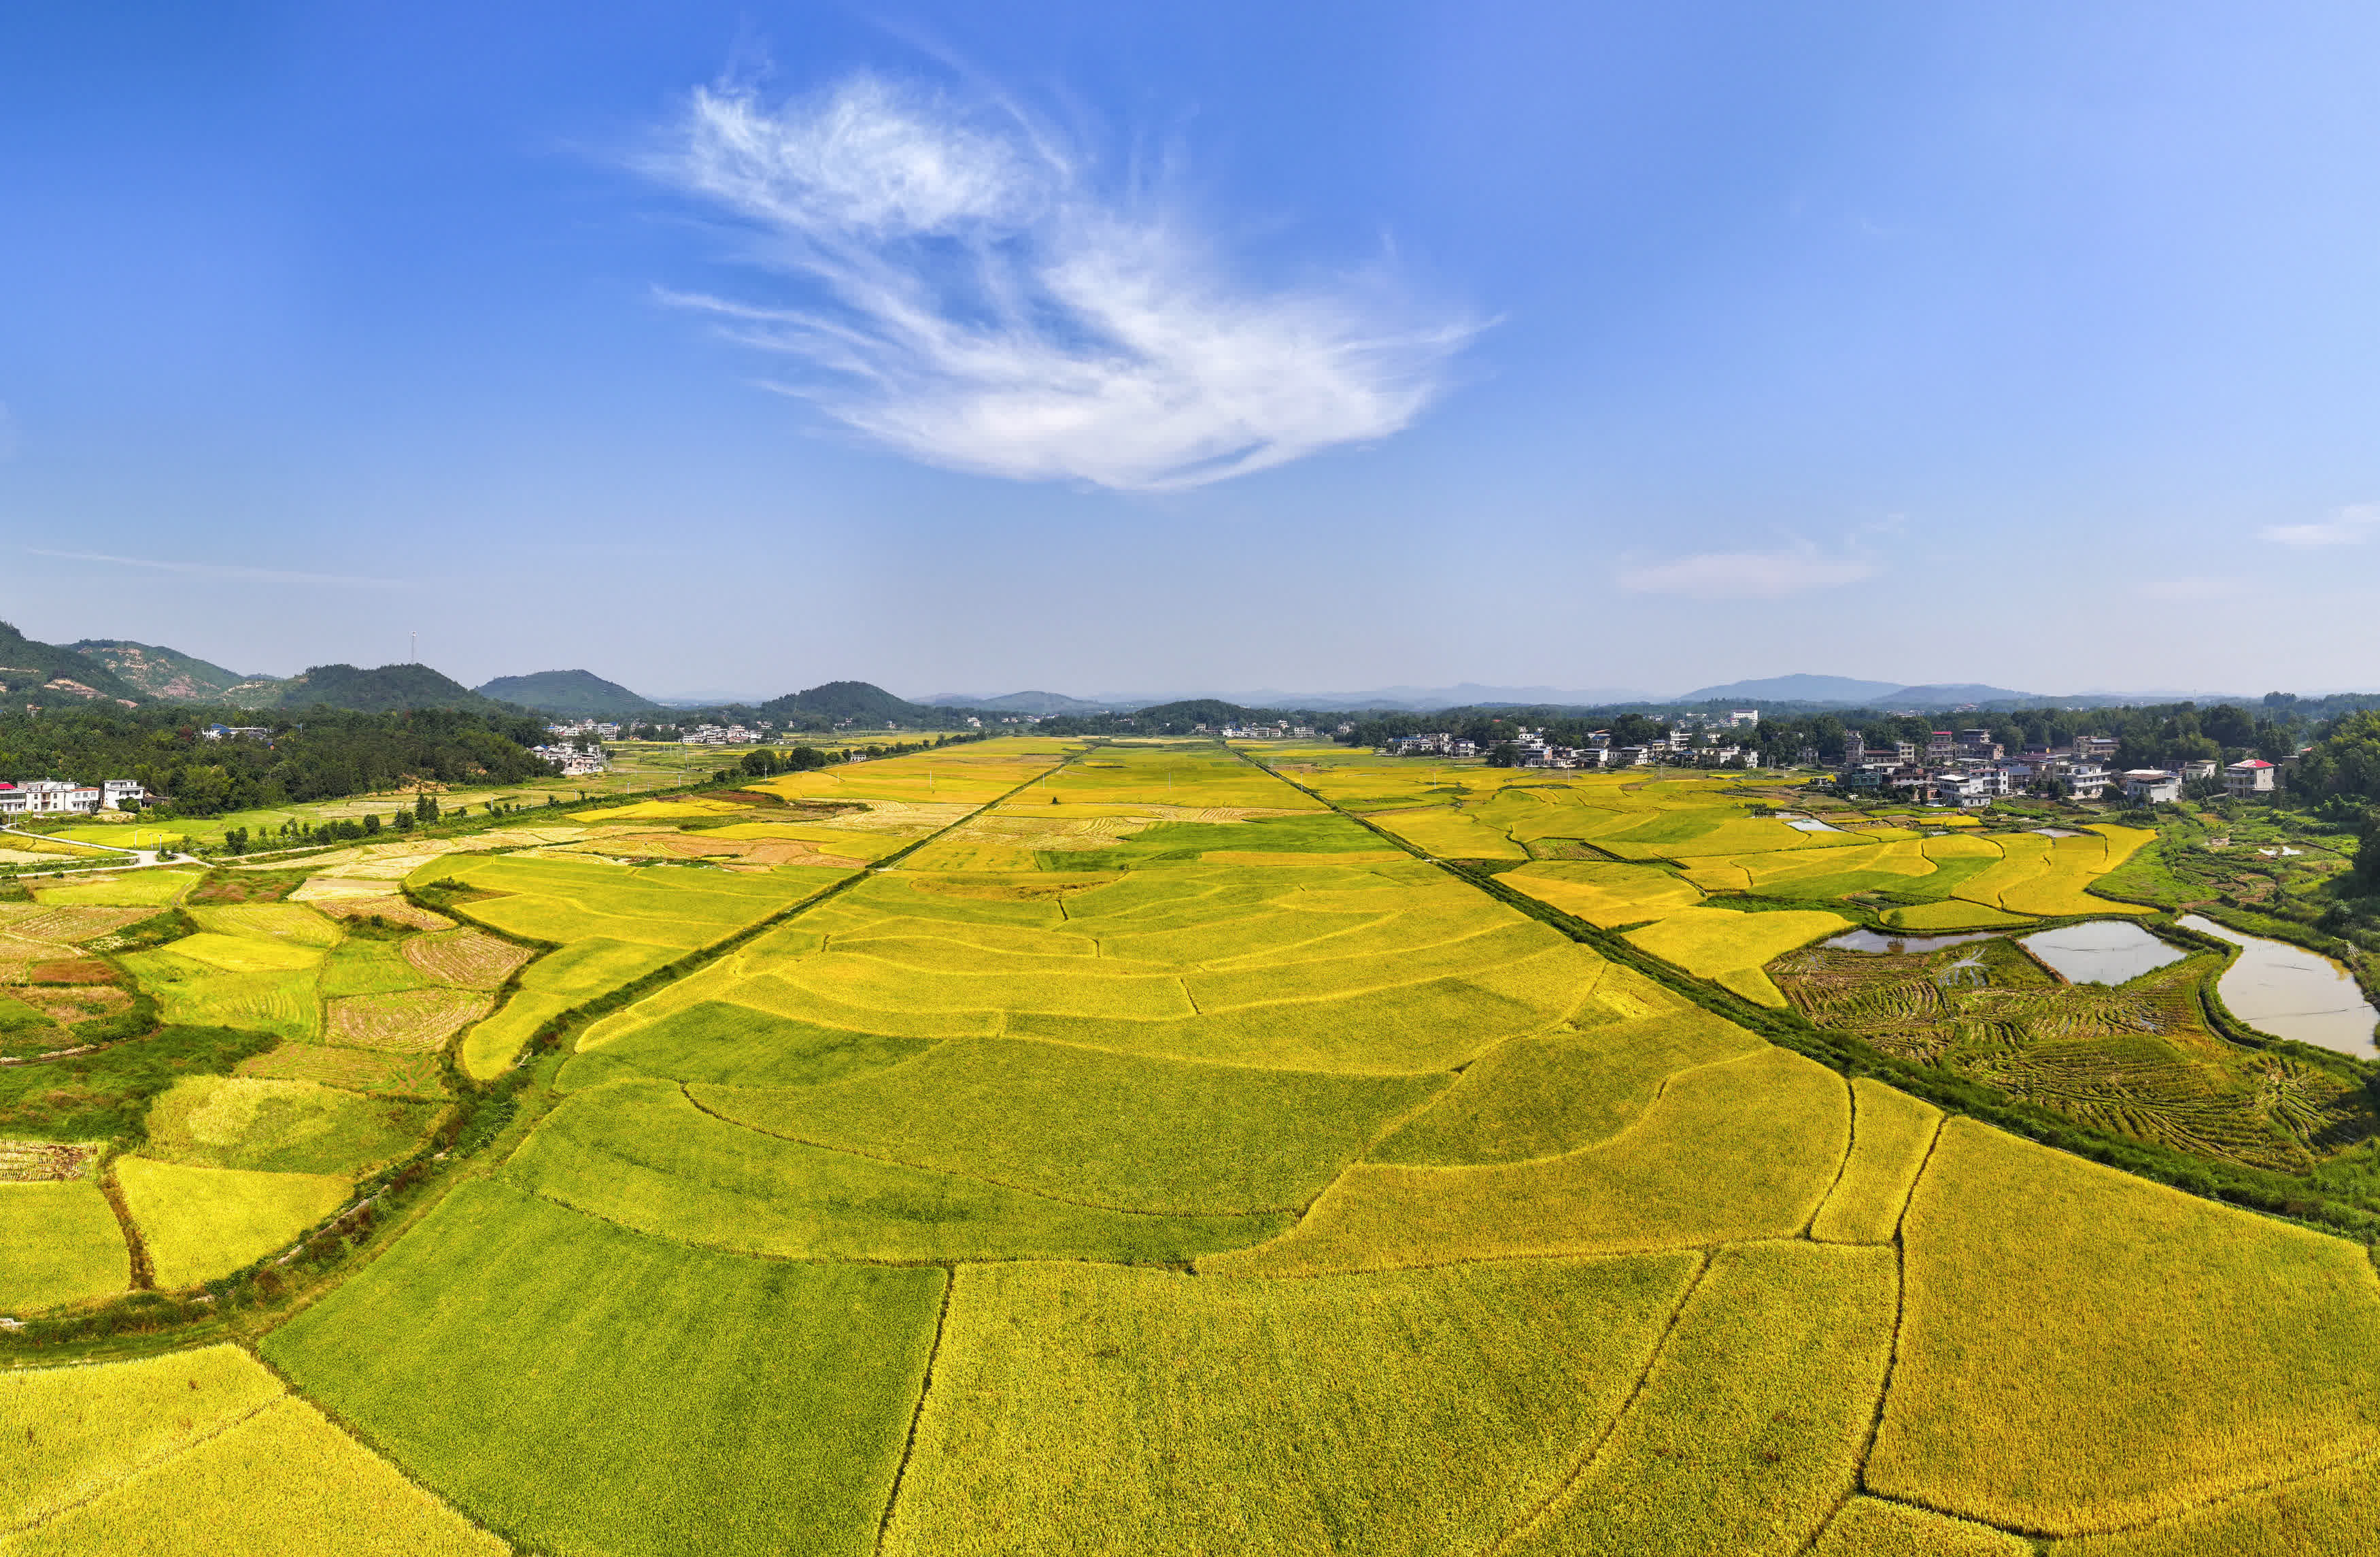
[2259,503,2380,548]
[1616,548,1880,600]
[2136,577,2256,602]
[644,73,1480,492]
[29,550,403,588]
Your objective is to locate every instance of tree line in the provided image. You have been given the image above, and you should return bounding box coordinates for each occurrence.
[0,704,556,817]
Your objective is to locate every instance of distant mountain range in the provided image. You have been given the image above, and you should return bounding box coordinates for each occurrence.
[918,690,1117,716]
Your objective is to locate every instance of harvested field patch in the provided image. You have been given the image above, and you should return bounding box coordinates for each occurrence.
[1867,1118,2380,1534]
[326,986,490,1052]
[8,906,154,945]
[23,960,120,986]
[402,928,530,989]
[265,1178,945,1557]
[237,1041,445,1095]
[1504,1241,1898,1557]
[297,889,454,931]
[1204,1046,1848,1275]
[116,1154,350,1289]
[883,1253,1700,1557]
[0,1179,127,1312]
[509,1079,1287,1263]
[17,986,131,1026]
[0,1139,99,1182]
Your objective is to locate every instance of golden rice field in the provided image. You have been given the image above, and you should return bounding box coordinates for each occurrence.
[5,736,2370,1554]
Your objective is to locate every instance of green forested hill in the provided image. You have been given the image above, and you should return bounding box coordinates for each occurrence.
[477,669,659,718]
[758,680,947,729]
[0,621,143,705]
[273,663,523,716]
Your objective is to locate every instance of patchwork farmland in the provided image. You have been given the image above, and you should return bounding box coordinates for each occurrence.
[5,735,2379,1554]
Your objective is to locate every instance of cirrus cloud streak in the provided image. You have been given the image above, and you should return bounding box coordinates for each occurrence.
[646,74,1480,492]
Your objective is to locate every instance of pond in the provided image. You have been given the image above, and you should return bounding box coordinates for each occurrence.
[2019,920,2185,986]
[1823,929,2001,955]
[2179,914,2380,1059]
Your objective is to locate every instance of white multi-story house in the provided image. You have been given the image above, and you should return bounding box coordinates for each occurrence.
[2224,759,2277,798]
[0,780,107,815]
[2120,769,2181,804]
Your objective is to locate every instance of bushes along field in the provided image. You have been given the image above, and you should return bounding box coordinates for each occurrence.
[881,1254,1699,1557]
[265,1179,944,1557]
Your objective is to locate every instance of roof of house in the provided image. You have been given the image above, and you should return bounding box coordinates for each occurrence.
[2227,758,2276,770]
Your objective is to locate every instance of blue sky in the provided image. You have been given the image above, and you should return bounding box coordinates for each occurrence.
[5,1,2378,700]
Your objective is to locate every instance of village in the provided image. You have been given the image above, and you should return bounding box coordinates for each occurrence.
[0,778,152,816]
[1374,713,2283,811]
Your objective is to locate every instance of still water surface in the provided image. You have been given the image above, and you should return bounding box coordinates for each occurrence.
[2019,920,2184,985]
[2178,914,2379,1058]
[1823,929,2001,955]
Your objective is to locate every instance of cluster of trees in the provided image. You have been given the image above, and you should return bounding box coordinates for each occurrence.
[737,747,830,777]
[0,705,555,817]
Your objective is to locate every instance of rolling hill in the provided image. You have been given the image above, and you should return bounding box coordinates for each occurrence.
[273,663,524,716]
[477,670,660,718]
[756,680,942,728]
[71,639,281,704]
[0,620,143,705]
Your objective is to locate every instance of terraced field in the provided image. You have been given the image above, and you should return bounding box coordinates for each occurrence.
[6,736,2375,1554]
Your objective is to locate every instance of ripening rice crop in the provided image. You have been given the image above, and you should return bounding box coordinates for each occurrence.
[1502,1241,1897,1557]
[690,1036,1446,1214]
[1368,1007,1762,1165]
[1867,1118,2380,1534]
[1622,907,1852,1006]
[326,986,490,1052]
[159,930,326,975]
[265,1179,946,1557]
[881,1254,1701,1557]
[560,998,939,1091]
[1203,1046,1848,1276]
[3,1345,284,1526]
[27,869,199,907]
[114,1154,350,1289]
[3,1394,507,1556]
[140,1075,436,1177]
[1500,860,1703,926]
[1812,1498,2033,1555]
[1883,899,2036,931]
[316,938,435,997]
[505,1079,1287,1263]
[0,1180,127,1313]
[1809,1079,1944,1243]
[2047,1453,2380,1556]
[188,903,343,947]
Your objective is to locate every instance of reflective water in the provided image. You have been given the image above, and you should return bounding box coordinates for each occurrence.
[1824,929,2000,955]
[1784,817,1843,833]
[2179,914,2380,1058]
[2020,920,2185,986]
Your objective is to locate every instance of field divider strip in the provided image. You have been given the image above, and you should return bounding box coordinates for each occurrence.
[1800,1073,1860,1239]
[676,1086,1302,1218]
[1478,1248,1716,1557]
[875,1266,957,1556]
[96,1155,154,1292]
